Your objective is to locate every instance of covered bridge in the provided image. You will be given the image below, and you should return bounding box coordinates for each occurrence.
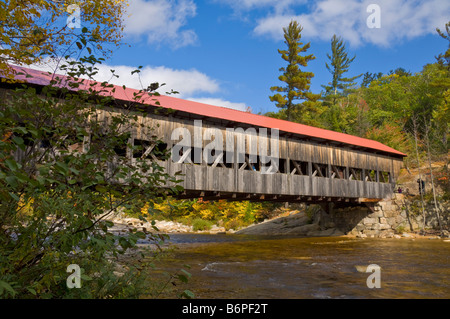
[1,65,406,205]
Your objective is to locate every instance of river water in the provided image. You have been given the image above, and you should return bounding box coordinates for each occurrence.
[160,234,450,299]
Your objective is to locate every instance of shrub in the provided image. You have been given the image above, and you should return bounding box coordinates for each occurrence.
[192,218,213,231]
[0,59,187,298]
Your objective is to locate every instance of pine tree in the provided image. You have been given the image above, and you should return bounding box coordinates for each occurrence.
[436,21,450,68]
[361,71,383,87]
[322,35,361,105]
[269,20,319,122]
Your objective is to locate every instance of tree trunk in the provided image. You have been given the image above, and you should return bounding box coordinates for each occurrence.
[412,116,426,231]
[423,118,443,234]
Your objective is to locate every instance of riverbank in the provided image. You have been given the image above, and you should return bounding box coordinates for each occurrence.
[236,208,450,239]
[109,209,449,240]
[109,215,231,235]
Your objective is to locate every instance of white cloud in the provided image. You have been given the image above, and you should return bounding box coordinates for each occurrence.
[92,64,220,97]
[222,0,450,47]
[124,0,198,48]
[26,57,219,97]
[186,97,250,112]
[25,58,250,112]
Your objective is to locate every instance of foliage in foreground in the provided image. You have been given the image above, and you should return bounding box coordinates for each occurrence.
[0,59,190,298]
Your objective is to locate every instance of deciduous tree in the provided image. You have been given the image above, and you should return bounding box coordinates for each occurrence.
[0,60,189,298]
[0,0,127,75]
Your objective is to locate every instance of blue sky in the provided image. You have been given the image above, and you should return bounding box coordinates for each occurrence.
[41,0,450,115]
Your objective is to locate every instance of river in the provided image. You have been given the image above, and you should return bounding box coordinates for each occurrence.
[157,234,450,299]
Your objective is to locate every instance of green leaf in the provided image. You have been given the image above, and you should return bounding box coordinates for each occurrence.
[134,231,146,239]
[0,280,16,297]
[9,192,20,201]
[13,127,28,134]
[181,290,195,299]
[5,159,19,171]
[69,167,80,175]
[5,176,18,187]
[80,274,92,281]
[177,274,189,283]
[119,237,131,249]
[82,183,96,191]
[27,287,37,295]
[95,185,107,193]
[55,162,69,175]
[180,269,191,279]
[104,220,114,228]
[12,136,24,145]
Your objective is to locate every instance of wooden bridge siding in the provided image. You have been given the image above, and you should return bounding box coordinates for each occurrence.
[92,109,402,199]
[156,114,401,172]
[161,157,393,198]
[103,107,401,177]
[5,99,401,200]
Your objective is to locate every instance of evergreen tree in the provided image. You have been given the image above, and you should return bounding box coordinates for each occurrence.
[388,67,411,77]
[361,71,383,87]
[436,21,450,68]
[269,20,319,122]
[322,35,361,105]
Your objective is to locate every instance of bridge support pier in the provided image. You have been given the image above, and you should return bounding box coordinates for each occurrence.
[318,202,334,215]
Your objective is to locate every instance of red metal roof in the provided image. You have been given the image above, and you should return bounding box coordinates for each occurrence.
[3,65,407,157]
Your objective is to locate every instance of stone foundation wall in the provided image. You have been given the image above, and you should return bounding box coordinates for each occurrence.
[316,195,449,238]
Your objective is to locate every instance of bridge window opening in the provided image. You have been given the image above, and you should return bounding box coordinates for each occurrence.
[223,150,233,164]
[366,169,376,182]
[312,163,328,178]
[152,141,169,160]
[132,139,152,158]
[222,151,234,168]
[134,139,169,160]
[89,132,130,157]
[349,168,363,181]
[289,160,308,175]
[380,171,390,183]
[247,154,259,171]
[13,123,37,147]
[114,145,127,157]
[62,130,85,153]
[278,158,287,174]
[111,132,130,157]
[205,149,227,167]
[174,146,192,164]
[190,147,202,165]
[331,165,346,179]
[238,154,258,171]
[89,133,107,153]
[300,161,309,176]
